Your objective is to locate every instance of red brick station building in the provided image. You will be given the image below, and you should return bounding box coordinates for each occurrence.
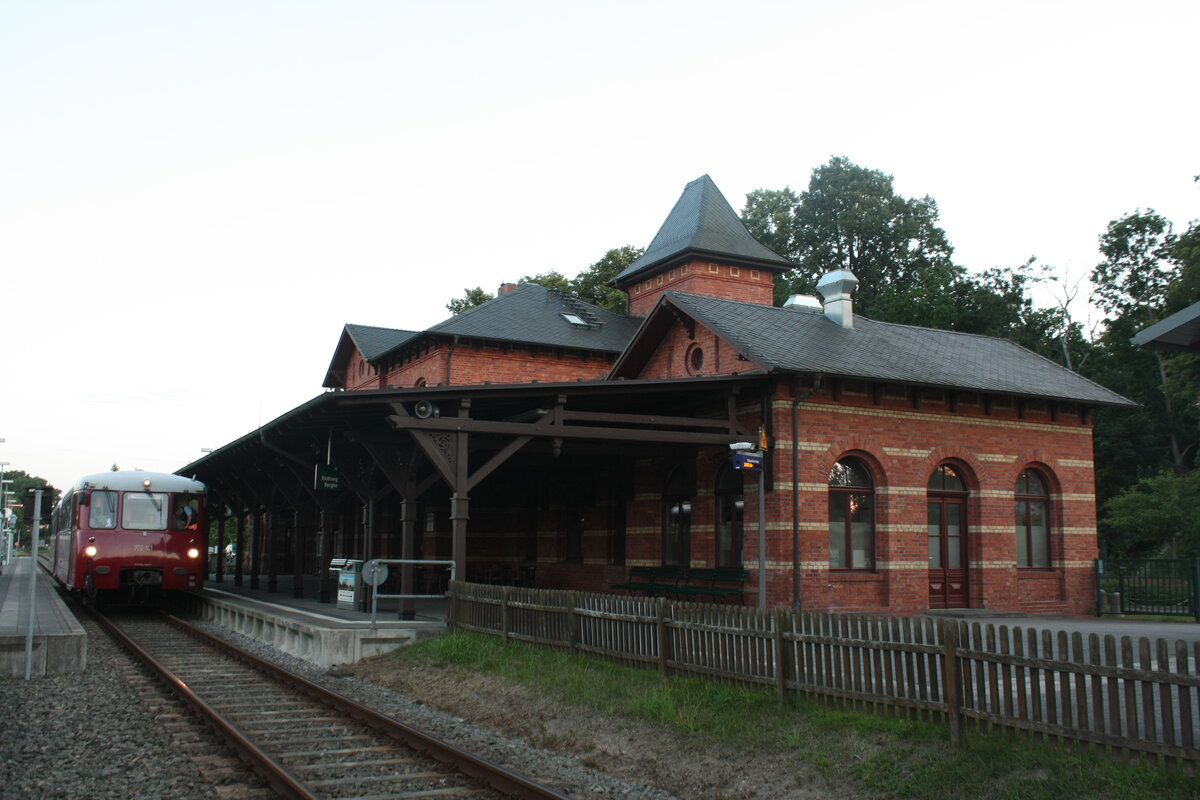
[187,176,1133,615]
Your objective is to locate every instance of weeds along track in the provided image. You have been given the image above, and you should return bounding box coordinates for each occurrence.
[90,608,573,800]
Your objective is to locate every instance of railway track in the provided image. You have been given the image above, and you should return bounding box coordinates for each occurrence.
[89,608,574,800]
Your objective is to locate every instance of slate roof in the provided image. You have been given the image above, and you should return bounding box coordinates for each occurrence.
[382,282,642,359]
[322,324,421,389]
[650,292,1135,407]
[346,323,421,360]
[611,175,795,288]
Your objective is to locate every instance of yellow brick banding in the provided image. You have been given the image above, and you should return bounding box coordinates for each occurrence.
[1057,459,1094,468]
[883,447,933,458]
[977,453,1017,462]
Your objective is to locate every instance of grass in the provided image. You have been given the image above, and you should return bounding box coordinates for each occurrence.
[388,630,1198,800]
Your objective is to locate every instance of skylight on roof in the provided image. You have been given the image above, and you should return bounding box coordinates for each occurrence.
[562,313,588,326]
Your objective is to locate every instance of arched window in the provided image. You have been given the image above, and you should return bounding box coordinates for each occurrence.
[1015,468,1050,568]
[828,457,874,569]
[662,463,695,567]
[715,463,744,568]
[928,464,965,493]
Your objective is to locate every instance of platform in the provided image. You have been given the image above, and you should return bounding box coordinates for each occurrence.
[184,572,449,668]
[0,556,87,677]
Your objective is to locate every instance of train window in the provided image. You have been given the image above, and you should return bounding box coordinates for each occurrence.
[122,492,168,530]
[89,491,118,529]
[173,495,200,530]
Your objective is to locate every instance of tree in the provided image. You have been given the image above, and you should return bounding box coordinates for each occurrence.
[741,187,800,267]
[446,287,493,315]
[1091,210,1177,325]
[569,246,643,314]
[741,157,964,324]
[517,270,572,294]
[444,246,643,317]
[1087,205,1200,555]
[1102,469,1200,557]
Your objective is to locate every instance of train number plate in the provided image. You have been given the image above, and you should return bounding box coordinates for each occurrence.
[132,544,153,552]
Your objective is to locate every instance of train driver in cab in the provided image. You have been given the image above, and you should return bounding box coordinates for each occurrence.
[175,499,198,531]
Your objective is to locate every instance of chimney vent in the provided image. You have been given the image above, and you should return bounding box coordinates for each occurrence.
[782,294,822,310]
[815,270,858,329]
[497,283,518,296]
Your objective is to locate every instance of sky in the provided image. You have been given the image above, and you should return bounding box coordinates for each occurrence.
[1,0,1196,493]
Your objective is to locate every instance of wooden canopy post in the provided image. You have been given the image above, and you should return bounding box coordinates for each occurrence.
[249,511,262,590]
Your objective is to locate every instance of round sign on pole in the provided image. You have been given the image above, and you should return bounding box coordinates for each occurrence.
[362,559,389,587]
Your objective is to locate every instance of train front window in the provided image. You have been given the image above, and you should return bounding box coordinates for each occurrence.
[89,491,118,529]
[123,492,168,530]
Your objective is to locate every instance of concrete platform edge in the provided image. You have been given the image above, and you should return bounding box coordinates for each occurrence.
[184,591,444,668]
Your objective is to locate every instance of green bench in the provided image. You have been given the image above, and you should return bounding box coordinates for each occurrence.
[610,565,685,596]
[665,568,750,602]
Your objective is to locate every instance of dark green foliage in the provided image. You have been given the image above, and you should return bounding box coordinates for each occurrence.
[445,286,494,315]
[446,247,643,316]
[1102,468,1200,556]
[742,157,963,323]
[740,158,1073,359]
[1085,206,1200,555]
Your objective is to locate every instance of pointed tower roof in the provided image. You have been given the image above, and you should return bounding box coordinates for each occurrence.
[611,175,794,289]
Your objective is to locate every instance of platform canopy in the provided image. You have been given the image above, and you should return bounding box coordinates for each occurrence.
[1132,301,1200,353]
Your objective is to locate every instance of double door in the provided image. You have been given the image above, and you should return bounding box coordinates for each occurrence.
[928,497,968,608]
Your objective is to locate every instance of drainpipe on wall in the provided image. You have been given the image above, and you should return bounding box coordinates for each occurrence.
[445,334,460,385]
[792,375,823,610]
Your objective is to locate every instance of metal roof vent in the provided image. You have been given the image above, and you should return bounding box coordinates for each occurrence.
[816,269,859,329]
[782,294,822,310]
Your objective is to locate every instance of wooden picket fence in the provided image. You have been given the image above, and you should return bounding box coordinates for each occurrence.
[447,581,1200,766]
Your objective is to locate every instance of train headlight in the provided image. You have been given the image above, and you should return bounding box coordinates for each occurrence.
[84,545,97,558]
[186,547,200,559]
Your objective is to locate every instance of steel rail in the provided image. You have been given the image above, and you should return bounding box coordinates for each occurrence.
[92,605,574,800]
[161,612,574,800]
[87,607,318,800]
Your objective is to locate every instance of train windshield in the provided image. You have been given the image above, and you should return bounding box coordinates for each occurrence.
[123,492,168,530]
[89,491,118,529]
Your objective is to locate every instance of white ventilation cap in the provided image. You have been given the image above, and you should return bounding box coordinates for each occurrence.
[782,294,822,310]
[816,269,858,328]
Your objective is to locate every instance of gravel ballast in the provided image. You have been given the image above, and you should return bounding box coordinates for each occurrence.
[0,612,678,800]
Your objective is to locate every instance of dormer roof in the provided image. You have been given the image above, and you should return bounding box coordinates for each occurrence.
[611,175,794,289]
[323,324,420,389]
[416,282,641,355]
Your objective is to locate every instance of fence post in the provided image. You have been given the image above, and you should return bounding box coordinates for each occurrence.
[774,609,787,701]
[656,597,669,679]
[566,591,579,651]
[501,586,510,641]
[1094,558,1103,617]
[941,618,962,744]
[1192,558,1200,624]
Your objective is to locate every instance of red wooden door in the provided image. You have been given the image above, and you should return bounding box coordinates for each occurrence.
[928,498,968,608]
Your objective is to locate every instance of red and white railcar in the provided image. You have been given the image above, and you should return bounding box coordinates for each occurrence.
[50,471,206,602]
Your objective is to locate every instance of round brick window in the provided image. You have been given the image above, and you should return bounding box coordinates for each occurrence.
[687,344,704,375]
